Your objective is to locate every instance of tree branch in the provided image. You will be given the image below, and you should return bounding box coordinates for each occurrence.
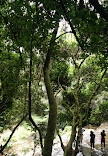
[56,127,65,151]
[29,116,43,149]
[86,68,107,116]
[28,40,43,150]
[59,0,84,51]
[0,114,28,154]
[71,55,78,68]
[55,31,72,41]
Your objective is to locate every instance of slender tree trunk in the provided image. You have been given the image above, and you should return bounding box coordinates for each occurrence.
[43,64,57,156]
[42,26,58,156]
[64,116,78,156]
[28,41,43,150]
[73,117,82,156]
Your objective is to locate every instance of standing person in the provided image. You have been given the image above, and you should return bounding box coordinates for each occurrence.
[101,130,106,148]
[90,131,95,149]
[80,128,85,145]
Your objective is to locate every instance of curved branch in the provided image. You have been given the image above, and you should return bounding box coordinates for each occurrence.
[60,0,84,51]
[55,31,72,41]
[56,127,65,151]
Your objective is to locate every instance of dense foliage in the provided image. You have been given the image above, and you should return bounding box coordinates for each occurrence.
[0,0,108,155]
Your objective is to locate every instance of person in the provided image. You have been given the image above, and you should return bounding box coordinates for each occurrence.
[90,131,95,149]
[101,130,106,148]
[80,128,85,144]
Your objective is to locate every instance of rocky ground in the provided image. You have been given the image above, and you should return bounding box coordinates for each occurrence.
[0,123,108,156]
[82,122,108,156]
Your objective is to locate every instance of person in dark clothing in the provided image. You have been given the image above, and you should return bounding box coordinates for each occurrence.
[101,130,106,148]
[90,131,95,149]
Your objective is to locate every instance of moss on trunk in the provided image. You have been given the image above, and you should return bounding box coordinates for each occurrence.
[42,66,57,156]
[42,26,58,156]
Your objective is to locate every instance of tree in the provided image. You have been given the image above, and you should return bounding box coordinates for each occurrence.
[0,43,21,129]
[60,0,108,60]
[55,40,107,156]
[0,0,108,155]
[0,1,61,155]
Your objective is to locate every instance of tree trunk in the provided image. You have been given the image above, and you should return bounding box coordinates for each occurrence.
[28,41,43,150]
[42,26,58,156]
[64,116,77,156]
[73,117,82,156]
[42,66,57,156]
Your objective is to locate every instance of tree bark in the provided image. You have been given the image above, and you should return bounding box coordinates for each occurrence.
[42,26,58,156]
[64,115,78,156]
